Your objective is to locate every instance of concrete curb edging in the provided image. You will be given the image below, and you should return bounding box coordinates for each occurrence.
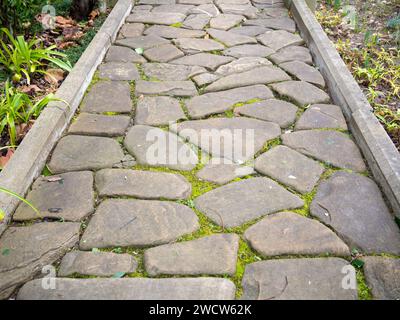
[289,0,400,217]
[0,0,133,236]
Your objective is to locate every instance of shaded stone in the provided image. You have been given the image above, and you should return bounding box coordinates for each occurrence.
[362,257,400,300]
[144,25,206,39]
[143,63,205,81]
[139,0,175,4]
[257,30,304,51]
[135,80,197,97]
[186,84,273,118]
[80,199,199,249]
[197,163,254,184]
[144,234,239,276]
[17,278,236,300]
[237,98,298,128]
[143,44,184,62]
[170,53,234,71]
[189,3,220,16]
[105,46,146,63]
[269,45,312,64]
[295,104,348,131]
[69,113,130,137]
[58,251,137,277]
[95,169,191,199]
[0,223,80,299]
[98,62,140,81]
[194,177,303,227]
[173,38,225,53]
[207,28,257,47]
[281,130,366,171]
[119,23,145,38]
[112,154,137,169]
[215,57,271,75]
[244,17,296,33]
[242,258,357,300]
[183,14,211,30]
[14,171,94,221]
[80,81,132,114]
[223,44,274,58]
[219,4,259,18]
[204,65,290,92]
[48,135,125,173]
[230,25,270,36]
[270,81,330,106]
[244,212,350,256]
[151,4,194,14]
[126,12,186,25]
[210,14,245,30]
[280,61,325,87]
[124,125,198,171]
[310,171,400,254]
[255,145,324,194]
[115,35,169,50]
[192,73,220,86]
[135,96,186,125]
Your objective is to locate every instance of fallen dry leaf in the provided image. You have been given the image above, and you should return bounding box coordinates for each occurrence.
[89,9,100,21]
[58,41,76,50]
[56,16,76,26]
[19,85,43,95]
[44,69,65,85]
[0,149,14,168]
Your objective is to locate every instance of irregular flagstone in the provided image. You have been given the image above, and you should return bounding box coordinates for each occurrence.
[170,53,234,71]
[259,7,289,18]
[280,61,325,87]
[124,125,198,171]
[143,44,184,62]
[179,0,213,4]
[255,145,324,194]
[237,98,298,128]
[135,80,197,97]
[216,0,250,4]
[244,212,350,256]
[115,35,169,50]
[126,12,186,25]
[362,257,400,300]
[192,72,220,86]
[139,0,175,4]
[194,177,304,227]
[80,81,132,113]
[135,96,186,125]
[98,62,140,81]
[132,4,153,12]
[119,23,145,38]
[197,162,254,184]
[17,278,236,300]
[144,234,239,276]
[230,25,271,36]
[204,65,290,92]
[295,104,348,131]
[281,130,366,171]
[13,171,94,221]
[69,113,131,137]
[183,14,211,30]
[151,4,195,14]
[173,38,225,53]
[310,171,400,254]
[58,251,138,277]
[143,63,205,81]
[215,57,272,76]
[207,28,257,46]
[219,4,259,18]
[270,81,330,106]
[223,44,274,58]
[144,25,205,39]
[80,199,199,249]
[105,46,146,63]
[269,45,312,64]
[48,135,125,173]
[95,169,191,199]
[189,3,220,16]
[0,222,80,299]
[210,14,245,30]
[241,258,357,300]
[186,84,273,118]
[253,0,285,7]
[257,30,304,51]
[244,17,296,33]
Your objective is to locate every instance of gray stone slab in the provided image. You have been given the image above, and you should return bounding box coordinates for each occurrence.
[257,30,304,51]
[179,0,213,4]
[143,63,206,81]
[144,25,206,39]
[80,81,132,114]
[151,4,195,14]
[216,57,271,76]
[127,12,186,25]
[58,251,138,277]
[282,130,366,172]
[189,3,220,16]
[17,277,236,300]
[105,46,146,63]
[80,199,199,249]
[258,7,289,18]
[219,4,259,18]
[135,80,197,97]
[124,125,198,171]
[244,17,296,33]
[244,212,350,256]
[183,14,211,30]
[230,25,270,36]
[310,171,400,254]
[192,73,220,86]
[280,61,325,87]
[216,0,250,4]
[119,23,145,38]
[170,53,234,71]
[173,38,225,53]
[144,234,239,276]
[13,171,94,221]
[115,35,169,50]
[197,163,254,184]
[95,169,191,199]
[143,44,184,62]
[207,28,257,47]
[98,62,140,81]
[295,104,348,131]
[132,5,153,12]
[139,0,175,4]
[223,44,274,58]
[242,258,357,300]
[269,45,312,64]
[69,113,130,137]
[48,135,125,173]
[210,14,245,30]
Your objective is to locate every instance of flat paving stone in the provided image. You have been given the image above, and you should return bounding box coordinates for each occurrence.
[204,65,290,92]
[95,169,191,199]
[223,44,274,58]
[48,135,125,173]
[105,46,146,63]
[173,38,225,53]
[0,222,80,299]
[139,0,175,4]
[183,14,211,30]
[269,45,312,64]
[197,162,254,184]
[127,12,186,25]
[192,72,220,86]
[135,96,186,125]
[219,4,259,18]
[259,7,289,18]
[230,25,270,36]
[244,17,296,33]
[58,251,138,277]
[282,130,366,172]
[207,28,257,46]
[119,23,145,38]
[135,80,198,97]
[244,212,350,256]
[216,57,271,76]
[13,171,94,221]
[310,171,400,255]
[80,199,199,249]
[143,63,205,81]
[144,25,206,39]
[144,234,239,276]
[151,4,194,14]
[241,258,357,300]
[69,113,130,137]
[362,256,400,300]
[124,125,198,171]
[170,52,234,71]
[237,98,298,128]
[255,145,324,193]
[257,30,304,51]
[115,35,169,50]
[295,104,348,131]
[132,5,153,12]
[143,44,184,62]
[210,14,245,30]
[280,61,325,87]
[179,0,213,4]
[17,278,236,300]
[270,81,330,106]
[189,3,220,16]
[186,84,273,118]
[98,62,140,81]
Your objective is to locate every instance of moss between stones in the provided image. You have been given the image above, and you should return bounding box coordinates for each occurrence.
[356,269,372,300]
[170,22,183,28]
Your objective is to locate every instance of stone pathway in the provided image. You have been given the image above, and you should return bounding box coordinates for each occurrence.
[1,0,400,300]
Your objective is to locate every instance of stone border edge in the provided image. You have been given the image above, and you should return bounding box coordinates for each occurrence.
[0,0,133,236]
[288,0,400,217]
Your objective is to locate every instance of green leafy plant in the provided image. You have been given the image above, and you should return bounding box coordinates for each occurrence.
[0,186,40,222]
[0,0,38,33]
